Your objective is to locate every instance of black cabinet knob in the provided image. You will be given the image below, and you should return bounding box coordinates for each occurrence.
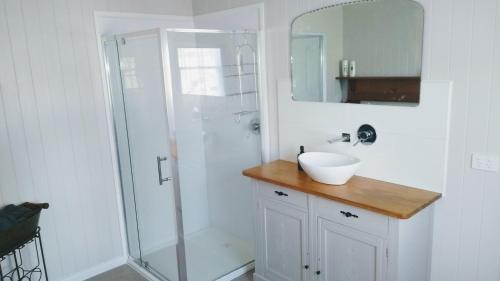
[274,191,289,197]
[316,270,321,275]
[340,211,359,218]
[304,265,309,269]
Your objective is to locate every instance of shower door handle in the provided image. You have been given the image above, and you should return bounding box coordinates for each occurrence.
[157,156,172,185]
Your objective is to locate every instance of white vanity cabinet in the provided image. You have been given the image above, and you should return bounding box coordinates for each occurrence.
[253,181,435,281]
[256,197,309,281]
[312,196,388,281]
[254,183,310,281]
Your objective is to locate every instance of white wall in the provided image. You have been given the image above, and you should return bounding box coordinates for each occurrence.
[0,1,192,281]
[97,13,194,35]
[193,4,260,30]
[192,0,500,280]
[192,0,262,16]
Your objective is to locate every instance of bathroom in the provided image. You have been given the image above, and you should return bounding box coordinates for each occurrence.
[0,0,498,281]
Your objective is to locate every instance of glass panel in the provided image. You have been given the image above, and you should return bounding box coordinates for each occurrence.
[166,31,261,281]
[103,39,141,261]
[108,33,180,281]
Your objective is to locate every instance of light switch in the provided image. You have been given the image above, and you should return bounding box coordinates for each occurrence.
[471,153,499,172]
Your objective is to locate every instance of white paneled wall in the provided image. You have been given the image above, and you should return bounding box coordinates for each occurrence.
[0,1,192,281]
[190,0,500,280]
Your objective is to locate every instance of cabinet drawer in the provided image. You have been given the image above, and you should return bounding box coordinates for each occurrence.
[314,196,389,238]
[258,183,308,209]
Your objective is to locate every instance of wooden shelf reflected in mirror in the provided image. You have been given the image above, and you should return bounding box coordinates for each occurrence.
[336,76,421,104]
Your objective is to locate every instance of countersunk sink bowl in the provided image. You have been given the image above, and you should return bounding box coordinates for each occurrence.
[298,152,361,185]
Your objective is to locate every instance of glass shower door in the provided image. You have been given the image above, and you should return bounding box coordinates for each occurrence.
[106,31,181,281]
[164,30,261,281]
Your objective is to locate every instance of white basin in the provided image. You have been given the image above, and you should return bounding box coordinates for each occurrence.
[298,152,361,185]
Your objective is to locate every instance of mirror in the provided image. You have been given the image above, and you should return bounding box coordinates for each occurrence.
[290,0,424,105]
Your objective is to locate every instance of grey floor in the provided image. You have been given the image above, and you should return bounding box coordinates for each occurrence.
[86,266,147,281]
[86,265,253,281]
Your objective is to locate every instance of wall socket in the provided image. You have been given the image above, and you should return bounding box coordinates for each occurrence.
[471,153,499,172]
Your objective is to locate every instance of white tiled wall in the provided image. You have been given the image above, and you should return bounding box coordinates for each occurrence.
[278,80,452,193]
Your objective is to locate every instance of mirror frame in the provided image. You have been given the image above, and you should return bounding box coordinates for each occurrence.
[289,0,425,104]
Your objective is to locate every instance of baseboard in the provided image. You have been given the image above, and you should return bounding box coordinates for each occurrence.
[59,255,127,281]
[253,272,270,281]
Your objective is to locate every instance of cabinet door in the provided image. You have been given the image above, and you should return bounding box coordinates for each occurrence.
[257,197,309,281]
[316,217,386,281]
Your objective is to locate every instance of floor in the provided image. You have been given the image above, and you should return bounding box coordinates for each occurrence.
[86,265,147,281]
[88,227,253,281]
[143,228,253,281]
[86,266,253,281]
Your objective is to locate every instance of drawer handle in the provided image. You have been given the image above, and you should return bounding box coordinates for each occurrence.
[340,211,359,218]
[274,191,289,197]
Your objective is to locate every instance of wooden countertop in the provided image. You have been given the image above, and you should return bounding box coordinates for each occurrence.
[243,160,441,219]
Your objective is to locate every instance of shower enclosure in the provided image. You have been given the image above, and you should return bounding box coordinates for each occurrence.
[103,29,262,281]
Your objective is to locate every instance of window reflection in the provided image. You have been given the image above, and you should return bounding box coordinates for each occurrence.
[120,57,139,89]
[177,48,225,96]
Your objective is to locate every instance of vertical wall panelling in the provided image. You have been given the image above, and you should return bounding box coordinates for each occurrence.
[190,0,500,280]
[55,0,96,270]
[476,9,500,279]
[0,91,19,205]
[0,0,193,281]
[456,1,497,280]
[0,0,37,211]
[429,0,475,279]
[14,0,67,276]
[0,2,20,206]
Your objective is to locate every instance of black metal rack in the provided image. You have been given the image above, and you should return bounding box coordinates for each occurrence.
[0,227,49,281]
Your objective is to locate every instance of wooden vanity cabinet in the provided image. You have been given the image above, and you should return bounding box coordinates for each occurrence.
[253,181,434,281]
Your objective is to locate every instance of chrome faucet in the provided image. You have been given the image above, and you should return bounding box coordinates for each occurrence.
[327,133,351,144]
